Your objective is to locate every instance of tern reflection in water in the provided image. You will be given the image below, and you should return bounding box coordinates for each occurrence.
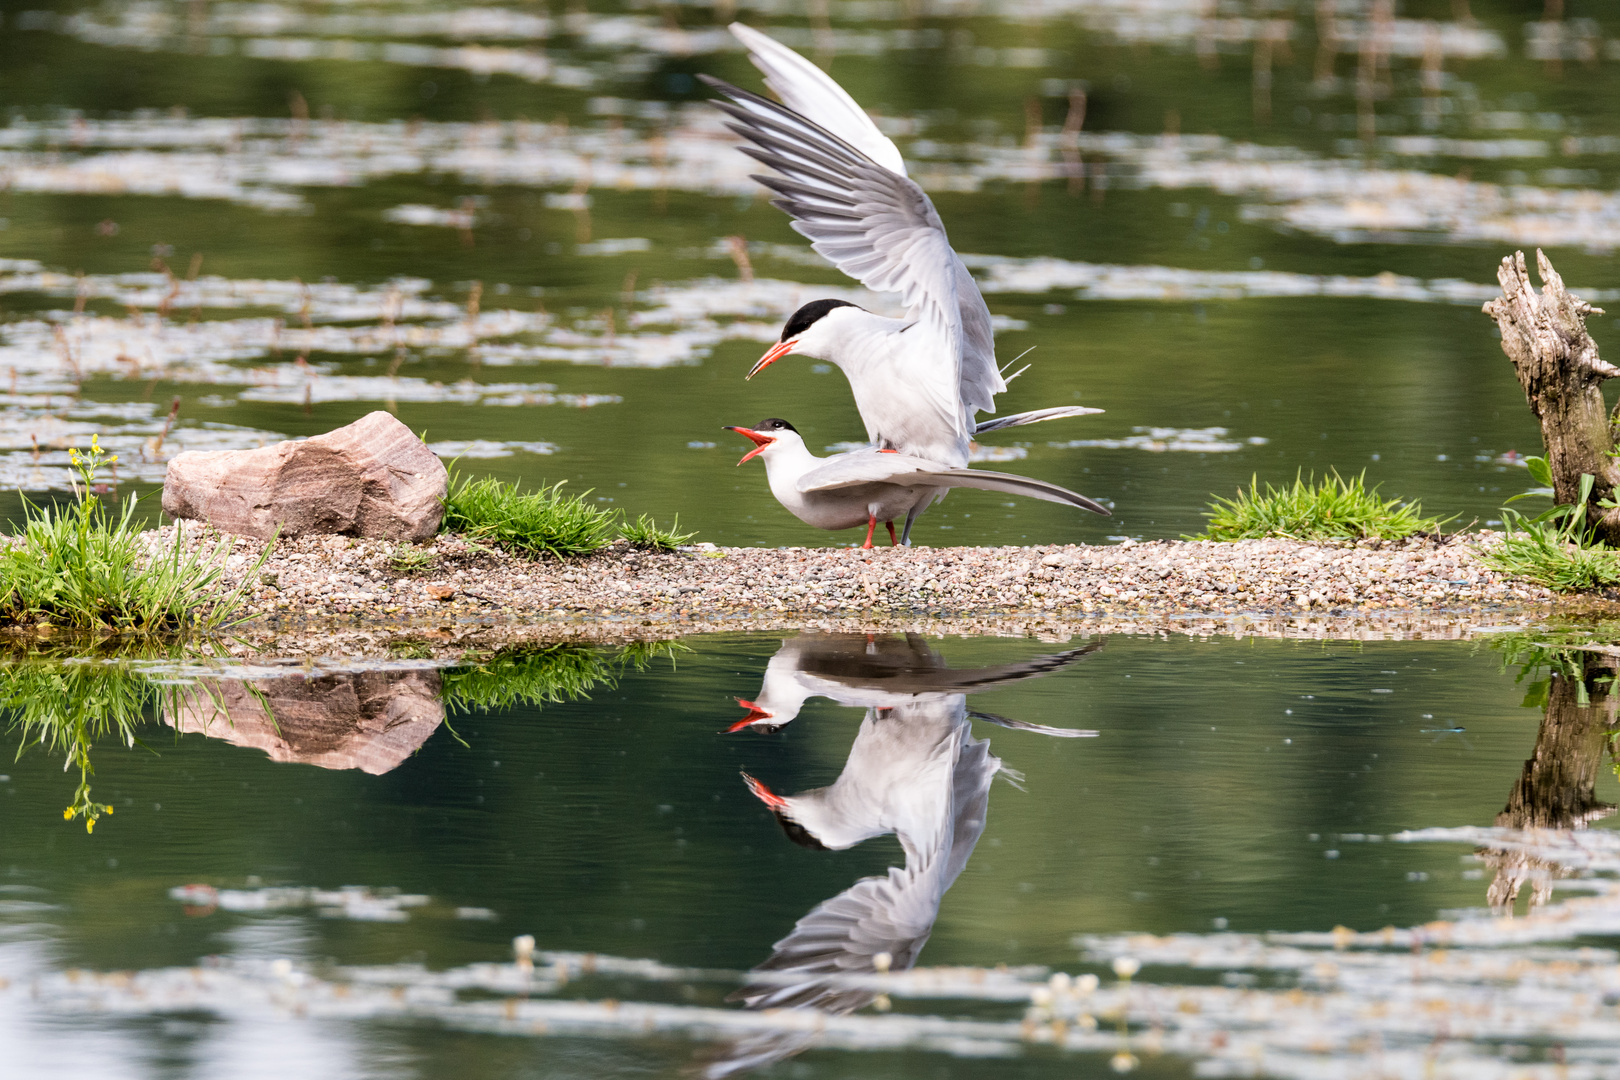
[707,633,1100,1077]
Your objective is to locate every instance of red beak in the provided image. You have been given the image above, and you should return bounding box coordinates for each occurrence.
[747,339,795,379]
[741,771,788,810]
[726,698,773,733]
[725,426,774,465]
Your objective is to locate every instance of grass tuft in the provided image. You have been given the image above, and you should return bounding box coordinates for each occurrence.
[1193,470,1447,542]
[0,441,268,633]
[441,472,617,559]
[1478,526,1620,593]
[620,512,694,552]
[1478,475,1620,593]
[388,544,438,576]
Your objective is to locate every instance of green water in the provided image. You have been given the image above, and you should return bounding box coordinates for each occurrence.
[0,1,1618,545]
[3,630,1614,1076]
[4,2,1620,1074]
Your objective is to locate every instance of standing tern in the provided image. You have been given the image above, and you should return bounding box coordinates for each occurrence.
[700,23,1103,468]
[727,417,1109,548]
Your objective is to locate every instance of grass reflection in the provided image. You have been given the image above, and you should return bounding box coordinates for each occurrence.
[1,644,201,832]
[4,638,683,831]
[442,640,683,714]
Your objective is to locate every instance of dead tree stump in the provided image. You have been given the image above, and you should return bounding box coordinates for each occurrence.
[1483,248,1620,543]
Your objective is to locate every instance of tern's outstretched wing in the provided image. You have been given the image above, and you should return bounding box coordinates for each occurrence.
[728,22,906,176]
[792,637,1105,702]
[701,25,1005,427]
[928,467,1112,515]
[795,451,1112,516]
[702,865,938,1079]
[793,448,951,492]
[727,865,938,1014]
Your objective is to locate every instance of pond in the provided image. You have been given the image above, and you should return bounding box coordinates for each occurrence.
[1,2,1619,545]
[5,2,1620,1076]
[4,628,1620,1078]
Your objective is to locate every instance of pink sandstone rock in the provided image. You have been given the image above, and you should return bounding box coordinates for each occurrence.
[161,410,446,540]
[170,670,444,775]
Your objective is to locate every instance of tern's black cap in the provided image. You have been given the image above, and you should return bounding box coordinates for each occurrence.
[753,418,798,434]
[781,298,856,341]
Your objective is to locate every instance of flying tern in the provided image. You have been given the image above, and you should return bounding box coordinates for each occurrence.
[701,23,1103,468]
[726,417,1109,547]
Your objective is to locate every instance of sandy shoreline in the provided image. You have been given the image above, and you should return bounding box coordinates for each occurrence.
[108,526,1567,653]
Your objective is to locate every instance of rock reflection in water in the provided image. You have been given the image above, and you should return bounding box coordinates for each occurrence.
[709,633,1097,1077]
[1485,650,1619,913]
[171,670,443,775]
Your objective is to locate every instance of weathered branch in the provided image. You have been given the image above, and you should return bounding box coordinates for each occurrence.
[1483,249,1620,542]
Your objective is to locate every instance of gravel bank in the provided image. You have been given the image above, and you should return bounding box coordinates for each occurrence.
[143,528,1551,642]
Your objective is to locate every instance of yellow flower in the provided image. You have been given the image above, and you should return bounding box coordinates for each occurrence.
[86,818,95,834]
[91,434,100,451]
[108,455,118,464]
[63,807,72,820]
[105,805,113,815]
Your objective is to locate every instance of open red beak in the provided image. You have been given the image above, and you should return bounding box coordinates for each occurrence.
[747,339,795,379]
[725,698,773,733]
[741,771,788,810]
[725,426,774,465]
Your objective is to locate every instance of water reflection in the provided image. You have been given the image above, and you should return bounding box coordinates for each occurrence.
[172,670,445,775]
[4,641,673,826]
[1486,647,1619,913]
[711,633,1098,1077]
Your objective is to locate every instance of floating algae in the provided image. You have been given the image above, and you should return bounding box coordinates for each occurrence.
[7,824,1620,1080]
[6,106,1620,250]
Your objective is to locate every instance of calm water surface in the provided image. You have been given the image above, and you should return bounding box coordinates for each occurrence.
[3,629,1614,1077]
[4,2,1620,1074]
[0,1,1618,543]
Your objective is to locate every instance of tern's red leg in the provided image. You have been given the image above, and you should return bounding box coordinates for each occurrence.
[862,514,876,549]
[886,521,898,546]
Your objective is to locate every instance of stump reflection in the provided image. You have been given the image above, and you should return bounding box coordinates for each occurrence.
[1485,651,1618,912]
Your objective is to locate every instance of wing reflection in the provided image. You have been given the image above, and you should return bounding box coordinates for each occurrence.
[171,670,444,775]
[708,634,1099,1077]
[728,631,1101,734]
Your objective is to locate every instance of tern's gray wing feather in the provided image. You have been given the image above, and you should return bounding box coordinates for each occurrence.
[919,467,1113,516]
[802,641,1105,698]
[704,865,937,1078]
[726,866,938,1014]
[794,449,949,493]
[796,451,1112,515]
[728,21,908,176]
[940,730,998,891]
[780,632,947,675]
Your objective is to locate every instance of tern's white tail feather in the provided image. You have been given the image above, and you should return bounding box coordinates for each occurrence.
[974,405,1105,434]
